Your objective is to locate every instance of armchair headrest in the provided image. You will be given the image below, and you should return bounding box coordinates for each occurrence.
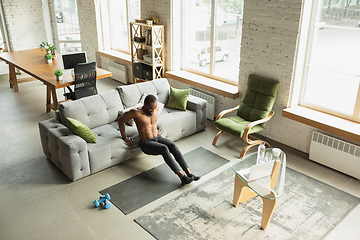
[237,74,279,125]
[247,74,279,98]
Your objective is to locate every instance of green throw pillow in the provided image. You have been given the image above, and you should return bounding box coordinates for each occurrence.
[165,87,191,111]
[66,117,96,143]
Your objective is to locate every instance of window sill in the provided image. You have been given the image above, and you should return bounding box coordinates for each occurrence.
[282,106,360,143]
[97,50,132,65]
[165,70,239,99]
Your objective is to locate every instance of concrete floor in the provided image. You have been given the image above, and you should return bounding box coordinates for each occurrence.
[0,74,360,240]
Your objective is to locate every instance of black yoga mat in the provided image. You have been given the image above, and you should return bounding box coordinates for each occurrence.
[100,147,229,214]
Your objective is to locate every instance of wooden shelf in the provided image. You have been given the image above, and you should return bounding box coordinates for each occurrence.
[130,22,165,84]
[134,59,162,67]
[132,41,162,48]
[132,41,150,47]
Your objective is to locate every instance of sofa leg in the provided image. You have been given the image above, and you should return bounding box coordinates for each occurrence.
[212,130,225,146]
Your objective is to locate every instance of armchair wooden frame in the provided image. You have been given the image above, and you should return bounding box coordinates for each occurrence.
[212,102,275,158]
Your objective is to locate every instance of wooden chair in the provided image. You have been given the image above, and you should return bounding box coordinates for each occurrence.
[212,74,279,158]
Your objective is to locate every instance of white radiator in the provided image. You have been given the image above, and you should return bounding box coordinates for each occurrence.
[309,131,360,179]
[109,61,128,84]
[189,88,215,120]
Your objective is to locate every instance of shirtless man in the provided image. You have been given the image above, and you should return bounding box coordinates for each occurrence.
[118,94,200,185]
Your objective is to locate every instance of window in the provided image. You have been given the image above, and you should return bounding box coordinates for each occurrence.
[101,0,140,53]
[299,0,360,123]
[181,0,243,84]
[50,0,82,53]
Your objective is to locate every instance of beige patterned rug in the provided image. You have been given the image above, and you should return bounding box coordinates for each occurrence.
[135,165,360,240]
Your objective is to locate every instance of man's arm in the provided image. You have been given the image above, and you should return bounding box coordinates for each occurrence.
[118,109,137,147]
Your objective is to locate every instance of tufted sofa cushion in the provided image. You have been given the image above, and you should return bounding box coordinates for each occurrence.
[116,78,170,108]
[157,108,196,141]
[58,89,123,129]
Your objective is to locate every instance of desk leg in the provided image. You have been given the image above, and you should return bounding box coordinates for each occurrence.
[261,191,277,230]
[46,85,59,112]
[51,87,59,111]
[9,64,18,92]
[233,175,258,207]
[46,85,51,112]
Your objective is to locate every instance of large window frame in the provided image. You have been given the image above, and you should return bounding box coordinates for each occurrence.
[179,0,243,86]
[100,0,140,54]
[293,0,360,124]
[49,0,82,54]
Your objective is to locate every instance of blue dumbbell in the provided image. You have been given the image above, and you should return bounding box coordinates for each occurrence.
[94,193,111,209]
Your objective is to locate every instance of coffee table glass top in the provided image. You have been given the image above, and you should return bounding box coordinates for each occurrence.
[230,148,286,200]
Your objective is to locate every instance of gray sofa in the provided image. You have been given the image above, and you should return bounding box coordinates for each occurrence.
[38,78,207,181]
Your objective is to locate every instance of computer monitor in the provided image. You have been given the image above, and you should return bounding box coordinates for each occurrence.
[62,51,87,70]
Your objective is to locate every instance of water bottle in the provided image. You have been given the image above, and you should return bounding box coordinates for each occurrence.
[257,142,265,164]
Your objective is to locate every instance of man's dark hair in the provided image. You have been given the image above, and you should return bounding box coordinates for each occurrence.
[144,94,157,105]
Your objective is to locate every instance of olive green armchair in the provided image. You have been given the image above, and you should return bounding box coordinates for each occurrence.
[212,74,279,158]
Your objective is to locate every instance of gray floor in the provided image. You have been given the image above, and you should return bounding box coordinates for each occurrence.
[0,74,359,240]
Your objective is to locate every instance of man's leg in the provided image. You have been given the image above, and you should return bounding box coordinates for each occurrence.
[140,138,181,173]
[157,136,200,181]
[140,138,194,185]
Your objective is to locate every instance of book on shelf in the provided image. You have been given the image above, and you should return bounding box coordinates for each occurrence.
[145,29,152,45]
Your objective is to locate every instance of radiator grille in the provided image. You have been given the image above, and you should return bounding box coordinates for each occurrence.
[109,61,127,84]
[312,132,360,157]
[189,88,215,120]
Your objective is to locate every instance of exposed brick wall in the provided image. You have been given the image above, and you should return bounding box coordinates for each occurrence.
[141,0,172,71]
[238,0,311,152]
[2,0,48,51]
[77,0,99,62]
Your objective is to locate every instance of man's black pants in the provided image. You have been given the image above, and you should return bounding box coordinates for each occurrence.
[139,135,188,174]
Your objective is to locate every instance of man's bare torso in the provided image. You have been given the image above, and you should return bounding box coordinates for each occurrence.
[132,107,159,140]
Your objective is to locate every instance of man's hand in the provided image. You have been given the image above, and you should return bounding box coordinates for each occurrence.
[123,136,133,148]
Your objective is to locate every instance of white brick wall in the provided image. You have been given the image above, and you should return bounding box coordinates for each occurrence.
[77,0,99,62]
[238,0,311,152]
[141,0,172,71]
[2,0,48,51]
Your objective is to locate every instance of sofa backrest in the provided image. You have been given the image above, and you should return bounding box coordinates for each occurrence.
[116,78,170,108]
[58,89,124,129]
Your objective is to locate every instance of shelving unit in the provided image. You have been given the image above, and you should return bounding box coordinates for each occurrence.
[130,22,165,84]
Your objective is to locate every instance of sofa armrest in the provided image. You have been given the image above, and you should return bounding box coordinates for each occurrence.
[38,118,91,181]
[187,95,207,131]
[55,110,62,124]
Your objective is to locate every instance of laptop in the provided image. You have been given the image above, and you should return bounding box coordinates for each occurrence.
[237,160,275,182]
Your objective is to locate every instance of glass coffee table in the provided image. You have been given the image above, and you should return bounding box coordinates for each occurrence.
[230,148,286,230]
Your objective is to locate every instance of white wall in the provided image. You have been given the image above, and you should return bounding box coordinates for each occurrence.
[77,0,100,62]
[2,0,49,51]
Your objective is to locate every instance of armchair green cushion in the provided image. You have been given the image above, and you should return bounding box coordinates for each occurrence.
[215,116,264,138]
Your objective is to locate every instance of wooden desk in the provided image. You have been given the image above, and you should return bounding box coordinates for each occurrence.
[0,48,112,112]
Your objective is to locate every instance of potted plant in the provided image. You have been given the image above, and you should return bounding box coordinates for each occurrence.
[46,54,53,63]
[39,42,57,59]
[54,69,63,80]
